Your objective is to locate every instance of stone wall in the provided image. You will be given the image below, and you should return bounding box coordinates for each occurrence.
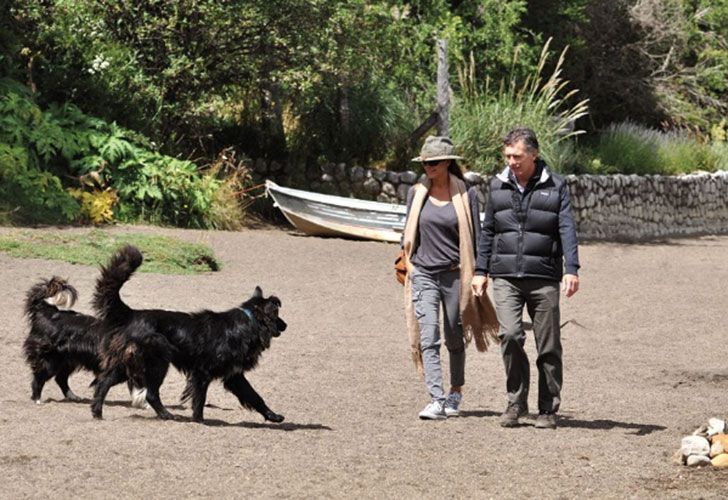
[255,159,728,241]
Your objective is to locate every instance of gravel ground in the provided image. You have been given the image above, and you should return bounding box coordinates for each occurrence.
[0,225,727,498]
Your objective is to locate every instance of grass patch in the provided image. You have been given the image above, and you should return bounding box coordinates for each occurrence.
[0,229,219,274]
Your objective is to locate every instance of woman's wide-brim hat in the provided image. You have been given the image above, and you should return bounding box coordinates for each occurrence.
[411,135,464,162]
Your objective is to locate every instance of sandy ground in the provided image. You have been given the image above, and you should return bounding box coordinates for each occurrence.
[0,224,727,499]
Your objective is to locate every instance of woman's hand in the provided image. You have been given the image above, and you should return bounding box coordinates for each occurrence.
[471,275,488,296]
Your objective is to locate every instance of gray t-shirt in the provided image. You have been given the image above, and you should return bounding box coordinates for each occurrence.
[404,184,481,272]
[411,198,460,271]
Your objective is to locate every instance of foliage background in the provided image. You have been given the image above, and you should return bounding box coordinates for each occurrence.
[1,0,726,225]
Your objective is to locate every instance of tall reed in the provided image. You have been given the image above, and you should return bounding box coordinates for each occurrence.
[451,38,589,173]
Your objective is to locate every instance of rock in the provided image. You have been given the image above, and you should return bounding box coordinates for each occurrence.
[399,171,418,184]
[686,454,712,467]
[386,171,400,183]
[334,163,347,181]
[350,166,365,183]
[711,454,728,468]
[463,171,482,185]
[681,435,710,457]
[708,418,726,436]
[397,183,411,203]
[371,169,387,181]
[692,424,709,437]
[322,162,335,176]
[363,177,380,196]
[382,182,396,197]
[710,434,728,457]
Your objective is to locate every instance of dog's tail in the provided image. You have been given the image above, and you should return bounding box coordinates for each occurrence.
[93,245,143,323]
[24,276,79,319]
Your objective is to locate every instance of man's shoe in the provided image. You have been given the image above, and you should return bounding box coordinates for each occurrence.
[444,392,462,417]
[419,400,447,420]
[500,402,528,427]
[535,411,557,429]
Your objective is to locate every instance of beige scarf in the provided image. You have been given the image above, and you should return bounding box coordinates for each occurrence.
[403,174,500,375]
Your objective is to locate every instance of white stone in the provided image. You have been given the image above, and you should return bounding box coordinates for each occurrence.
[686,454,712,467]
[707,418,726,436]
[681,435,710,457]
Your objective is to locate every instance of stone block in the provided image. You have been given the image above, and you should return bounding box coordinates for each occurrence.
[386,171,400,183]
[371,169,387,181]
[399,171,418,184]
[710,434,728,456]
[681,435,710,457]
[334,163,347,181]
[686,454,711,467]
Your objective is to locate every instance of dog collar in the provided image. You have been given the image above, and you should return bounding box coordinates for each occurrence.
[240,307,257,326]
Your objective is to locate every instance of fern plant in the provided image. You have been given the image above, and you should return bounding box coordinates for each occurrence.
[0,77,240,227]
[0,77,241,227]
[0,143,80,223]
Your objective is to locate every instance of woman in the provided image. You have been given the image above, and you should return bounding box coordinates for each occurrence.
[402,136,499,420]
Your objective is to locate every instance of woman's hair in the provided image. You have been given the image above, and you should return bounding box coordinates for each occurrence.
[448,161,465,181]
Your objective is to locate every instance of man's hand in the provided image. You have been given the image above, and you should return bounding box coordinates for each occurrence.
[562,274,579,298]
[471,275,488,297]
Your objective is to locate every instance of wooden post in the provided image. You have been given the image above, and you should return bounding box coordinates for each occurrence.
[436,38,449,137]
[409,38,450,145]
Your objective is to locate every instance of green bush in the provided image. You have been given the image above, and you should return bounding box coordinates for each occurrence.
[593,122,663,175]
[590,122,723,175]
[0,78,240,227]
[0,142,80,223]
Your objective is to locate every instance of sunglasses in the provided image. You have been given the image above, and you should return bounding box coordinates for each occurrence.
[423,160,443,167]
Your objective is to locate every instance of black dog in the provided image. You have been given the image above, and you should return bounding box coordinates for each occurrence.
[90,245,287,423]
[23,277,147,406]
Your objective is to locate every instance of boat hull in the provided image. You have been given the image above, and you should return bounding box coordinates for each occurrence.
[265,180,405,243]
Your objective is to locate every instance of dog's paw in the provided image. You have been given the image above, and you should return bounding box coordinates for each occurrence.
[129,388,149,409]
[91,403,103,419]
[34,399,42,405]
[64,391,82,402]
[264,411,284,423]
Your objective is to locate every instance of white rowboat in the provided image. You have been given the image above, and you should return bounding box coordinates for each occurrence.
[265,180,406,243]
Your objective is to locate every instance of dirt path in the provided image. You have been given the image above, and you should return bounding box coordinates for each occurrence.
[1,225,727,498]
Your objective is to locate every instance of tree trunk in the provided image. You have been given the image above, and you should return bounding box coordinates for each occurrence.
[261,81,287,159]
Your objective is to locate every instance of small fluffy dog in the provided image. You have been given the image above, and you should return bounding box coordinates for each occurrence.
[23,277,147,407]
[91,245,287,423]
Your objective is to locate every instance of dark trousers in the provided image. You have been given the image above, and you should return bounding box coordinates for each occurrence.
[492,277,562,413]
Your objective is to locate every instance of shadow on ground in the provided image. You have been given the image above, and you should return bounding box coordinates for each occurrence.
[557,416,666,436]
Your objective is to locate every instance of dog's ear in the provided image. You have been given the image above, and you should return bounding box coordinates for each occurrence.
[253,286,263,298]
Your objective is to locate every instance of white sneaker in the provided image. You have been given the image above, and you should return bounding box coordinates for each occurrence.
[444,392,462,417]
[418,400,446,420]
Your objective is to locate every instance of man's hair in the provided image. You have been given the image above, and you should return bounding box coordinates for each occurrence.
[503,127,539,153]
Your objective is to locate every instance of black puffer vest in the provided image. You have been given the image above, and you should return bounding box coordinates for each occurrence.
[487,162,567,280]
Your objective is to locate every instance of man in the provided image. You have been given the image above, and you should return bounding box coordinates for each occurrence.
[471,127,580,429]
